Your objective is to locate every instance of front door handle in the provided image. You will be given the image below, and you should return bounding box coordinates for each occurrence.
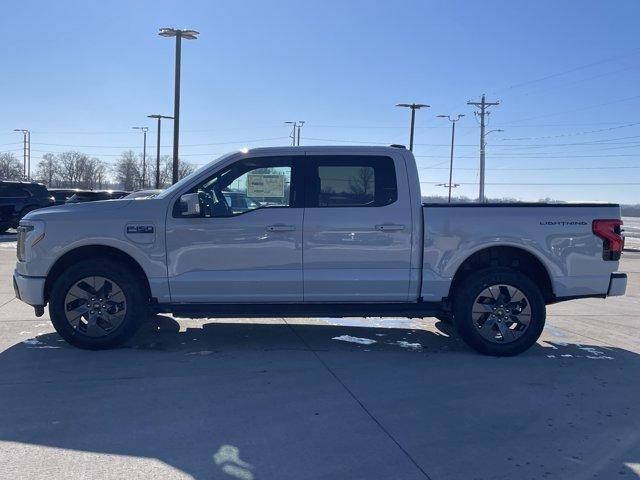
[375,224,405,232]
[266,224,296,232]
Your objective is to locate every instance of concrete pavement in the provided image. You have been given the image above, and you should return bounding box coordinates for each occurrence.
[0,232,639,479]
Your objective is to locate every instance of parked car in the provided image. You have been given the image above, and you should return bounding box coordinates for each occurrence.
[48,188,86,206]
[0,181,54,233]
[13,146,627,355]
[123,189,163,199]
[222,190,263,214]
[65,190,129,203]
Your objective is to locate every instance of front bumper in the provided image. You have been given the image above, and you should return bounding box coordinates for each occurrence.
[13,271,46,306]
[608,273,627,296]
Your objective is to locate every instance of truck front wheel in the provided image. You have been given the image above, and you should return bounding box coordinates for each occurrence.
[49,260,148,349]
[452,268,545,356]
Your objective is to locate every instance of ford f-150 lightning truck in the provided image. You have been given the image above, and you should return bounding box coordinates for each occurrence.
[12,146,627,355]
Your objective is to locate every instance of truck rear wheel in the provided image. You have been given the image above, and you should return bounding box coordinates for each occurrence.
[49,260,148,349]
[452,268,545,356]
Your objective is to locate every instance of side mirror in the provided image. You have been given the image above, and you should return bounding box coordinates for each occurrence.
[179,193,201,216]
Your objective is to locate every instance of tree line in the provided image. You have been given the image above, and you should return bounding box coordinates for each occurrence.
[0,151,195,191]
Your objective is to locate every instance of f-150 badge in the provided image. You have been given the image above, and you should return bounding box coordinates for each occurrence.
[126,225,155,234]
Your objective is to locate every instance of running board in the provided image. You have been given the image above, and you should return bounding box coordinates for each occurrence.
[159,302,443,319]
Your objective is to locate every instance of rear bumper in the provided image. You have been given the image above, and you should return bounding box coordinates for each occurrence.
[608,273,627,296]
[13,271,45,306]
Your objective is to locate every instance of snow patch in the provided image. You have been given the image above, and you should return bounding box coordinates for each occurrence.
[186,350,214,356]
[332,335,377,345]
[393,341,423,351]
[22,338,44,346]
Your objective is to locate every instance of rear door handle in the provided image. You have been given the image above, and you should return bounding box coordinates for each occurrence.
[266,224,296,232]
[375,224,405,232]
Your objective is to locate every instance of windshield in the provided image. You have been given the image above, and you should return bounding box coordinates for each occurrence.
[155,152,238,199]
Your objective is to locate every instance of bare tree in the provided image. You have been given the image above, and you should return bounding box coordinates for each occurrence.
[348,167,374,196]
[115,150,141,191]
[0,153,24,180]
[148,156,195,188]
[35,153,60,186]
[57,151,88,187]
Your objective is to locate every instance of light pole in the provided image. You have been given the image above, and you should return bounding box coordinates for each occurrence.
[13,129,30,180]
[479,129,504,203]
[437,114,464,203]
[147,114,174,189]
[158,27,199,184]
[132,126,149,188]
[396,103,429,151]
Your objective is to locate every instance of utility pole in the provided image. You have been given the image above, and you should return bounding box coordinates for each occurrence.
[132,126,149,188]
[396,103,430,151]
[147,114,174,189]
[13,129,30,180]
[285,121,301,146]
[467,94,499,202]
[437,114,464,203]
[296,121,305,146]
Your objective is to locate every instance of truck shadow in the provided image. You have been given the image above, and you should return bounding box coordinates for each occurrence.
[1,315,639,479]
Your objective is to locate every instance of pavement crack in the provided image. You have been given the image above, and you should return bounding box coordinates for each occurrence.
[282,318,433,480]
[0,297,16,309]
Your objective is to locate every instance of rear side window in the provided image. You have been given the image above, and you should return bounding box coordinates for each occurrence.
[307,156,397,208]
[0,184,29,197]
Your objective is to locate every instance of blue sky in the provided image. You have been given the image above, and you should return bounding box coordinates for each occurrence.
[1,0,640,202]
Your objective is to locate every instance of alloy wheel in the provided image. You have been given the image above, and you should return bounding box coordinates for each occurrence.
[63,276,127,337]
[471,284,531,343]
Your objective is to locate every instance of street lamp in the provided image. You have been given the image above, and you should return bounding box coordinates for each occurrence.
[479,129,504,202]
[436,182,461,194]
[132,126,149,188]
[158,27,199,184]
[437,114,464,203]
[13,129,30,180]
[396,103,430,151]
[147,114,174,189]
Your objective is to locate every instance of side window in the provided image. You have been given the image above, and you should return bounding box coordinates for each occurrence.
[308,156,397,208]
[187,156,294,217]
[0,185,29,198]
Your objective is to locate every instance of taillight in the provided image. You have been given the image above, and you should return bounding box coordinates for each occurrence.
[593,219,624,261]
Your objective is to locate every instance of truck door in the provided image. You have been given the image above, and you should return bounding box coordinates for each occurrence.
[165,155,304,302]
[302,154,413,302]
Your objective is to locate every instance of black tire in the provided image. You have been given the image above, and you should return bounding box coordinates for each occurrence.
[452,267,545,356]
[49,259,148,349]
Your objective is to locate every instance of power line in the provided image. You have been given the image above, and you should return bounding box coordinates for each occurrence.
[420,182,640,186]
[503,94,640,124]
[501,122,640,140]
[492,48,640,93]
[30,136,289,149]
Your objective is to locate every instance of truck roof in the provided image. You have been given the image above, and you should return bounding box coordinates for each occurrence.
[242,145,407,155]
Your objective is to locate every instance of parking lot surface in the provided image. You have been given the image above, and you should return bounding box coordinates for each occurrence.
[0,231,639,479]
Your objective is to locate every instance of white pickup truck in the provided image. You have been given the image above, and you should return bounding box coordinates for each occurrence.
[12,146,627,355]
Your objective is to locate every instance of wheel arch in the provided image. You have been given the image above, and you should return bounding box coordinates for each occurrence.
[448,245,554,303]
[43,245,151,304]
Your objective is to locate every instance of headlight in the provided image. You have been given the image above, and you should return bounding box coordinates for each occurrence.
[17,220,45,262]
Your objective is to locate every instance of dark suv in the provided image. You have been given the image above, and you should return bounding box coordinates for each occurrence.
[0,181,54,233]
